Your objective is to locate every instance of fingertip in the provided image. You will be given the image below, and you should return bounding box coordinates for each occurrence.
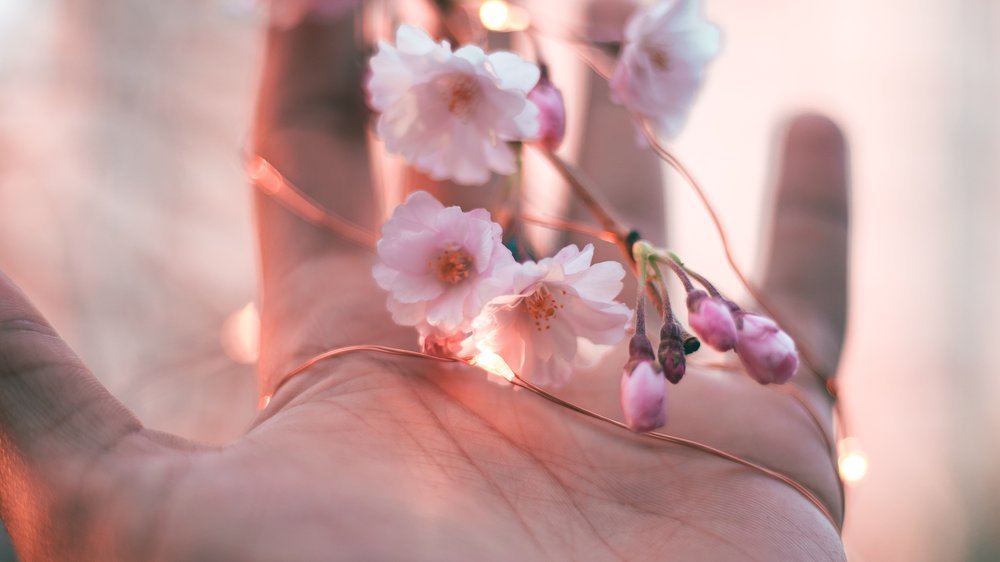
[784,113,846,150]
[778,113,850,218]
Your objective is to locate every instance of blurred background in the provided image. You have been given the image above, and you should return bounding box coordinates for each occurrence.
[0,0,997,560]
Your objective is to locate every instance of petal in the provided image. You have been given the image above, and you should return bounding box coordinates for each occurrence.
[396,24,438,56]
[569,261,625,302]
[390,273,444,303]
[425,284,473,329]
[376,229,438,274]
[486,51,541,93]
[386,298,426,326]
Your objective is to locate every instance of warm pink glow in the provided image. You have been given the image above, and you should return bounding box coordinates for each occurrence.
[838,437,868,485]
[470,351,516,382]
[222,302,260,365]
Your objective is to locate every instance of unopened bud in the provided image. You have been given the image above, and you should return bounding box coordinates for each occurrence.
[687,290,738,351]
[528,73,567,151]
[734,313,799,384]
[620,359,667,432]
[657,321,687,384]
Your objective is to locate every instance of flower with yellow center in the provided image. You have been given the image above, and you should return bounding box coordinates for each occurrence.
[464,244,632,387]
[610,0,721,138]
[367,25,541,185]
[374,191,515,333]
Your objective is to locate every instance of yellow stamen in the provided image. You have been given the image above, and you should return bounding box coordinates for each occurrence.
[433,247,475,284]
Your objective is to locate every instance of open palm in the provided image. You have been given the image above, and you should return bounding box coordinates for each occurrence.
[0,17,850,562]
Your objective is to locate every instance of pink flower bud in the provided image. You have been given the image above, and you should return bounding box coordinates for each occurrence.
[528,74,567,151]
[657,320,687,384]
[687,290,737,351]
[620,360,667,432]
[734,313,799,384]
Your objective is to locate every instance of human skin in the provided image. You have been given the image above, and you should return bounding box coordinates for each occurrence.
[0,14,849,562]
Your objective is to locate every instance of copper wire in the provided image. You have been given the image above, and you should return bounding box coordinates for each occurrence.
[267,344,840,531]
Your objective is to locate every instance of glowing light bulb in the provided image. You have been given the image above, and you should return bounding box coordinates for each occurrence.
[479,0,510,31]
[470,351,516,382]
[478,0,530,32]
[222,302,260,365]
[837,437,868,484]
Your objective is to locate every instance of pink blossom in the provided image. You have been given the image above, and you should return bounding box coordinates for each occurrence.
[464,244,631,387]
[686,290,737,351]
[734,313,799,384]
[610,0,721,137]
[367,25,540,185]
[419,327,466,358]
[373,191,515,332]
[528,73,567,150]
[620,359,668,432]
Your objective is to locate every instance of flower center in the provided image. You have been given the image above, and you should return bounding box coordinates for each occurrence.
[433,247,475,285]
[647,46,669,71]
[443,74,480,118]
[525,286,566,331]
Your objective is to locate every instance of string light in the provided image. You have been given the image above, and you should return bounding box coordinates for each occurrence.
[478,0,530,32]
[837,437,868,484]
[222,302,260,365]
[470,351,516,382]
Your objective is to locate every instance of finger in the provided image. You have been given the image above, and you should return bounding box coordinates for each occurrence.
[759,113,850,385]
[0,272,141,487]
[253,14,377,276]
[253,15,389,387]
[568,71,666,249]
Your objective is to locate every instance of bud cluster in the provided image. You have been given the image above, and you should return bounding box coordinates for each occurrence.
[619,249,800,432]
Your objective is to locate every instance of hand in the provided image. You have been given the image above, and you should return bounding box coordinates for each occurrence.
[0,16,849,562]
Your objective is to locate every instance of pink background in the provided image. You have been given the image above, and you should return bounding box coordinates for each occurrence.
[0,1,997,559]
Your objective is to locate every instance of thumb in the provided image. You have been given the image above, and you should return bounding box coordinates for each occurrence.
[759,114,850,384]
[0,272,140,494]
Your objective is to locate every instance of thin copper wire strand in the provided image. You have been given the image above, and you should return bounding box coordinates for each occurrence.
[520,212,618,242]
[266,344,839,531]
[565,39,844,434]
[554,43,848,507]
[509,376,839,531]
[248,155,378,249]
[250,33,848,509]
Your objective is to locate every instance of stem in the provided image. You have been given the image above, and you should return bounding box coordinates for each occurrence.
[634,257,648,336]
[533,145,665,316]
[659,255,695,293]
[536,148,627,243]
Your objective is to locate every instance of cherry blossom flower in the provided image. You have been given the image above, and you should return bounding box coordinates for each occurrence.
[265,0,358,29]
[367,25,541,185]
[464,244,631,387]
[734,313,799,384]
[610,0,721,137]
[373,191,515,333]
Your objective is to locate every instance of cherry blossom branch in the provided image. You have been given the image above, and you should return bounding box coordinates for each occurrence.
[534,146,666,315]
